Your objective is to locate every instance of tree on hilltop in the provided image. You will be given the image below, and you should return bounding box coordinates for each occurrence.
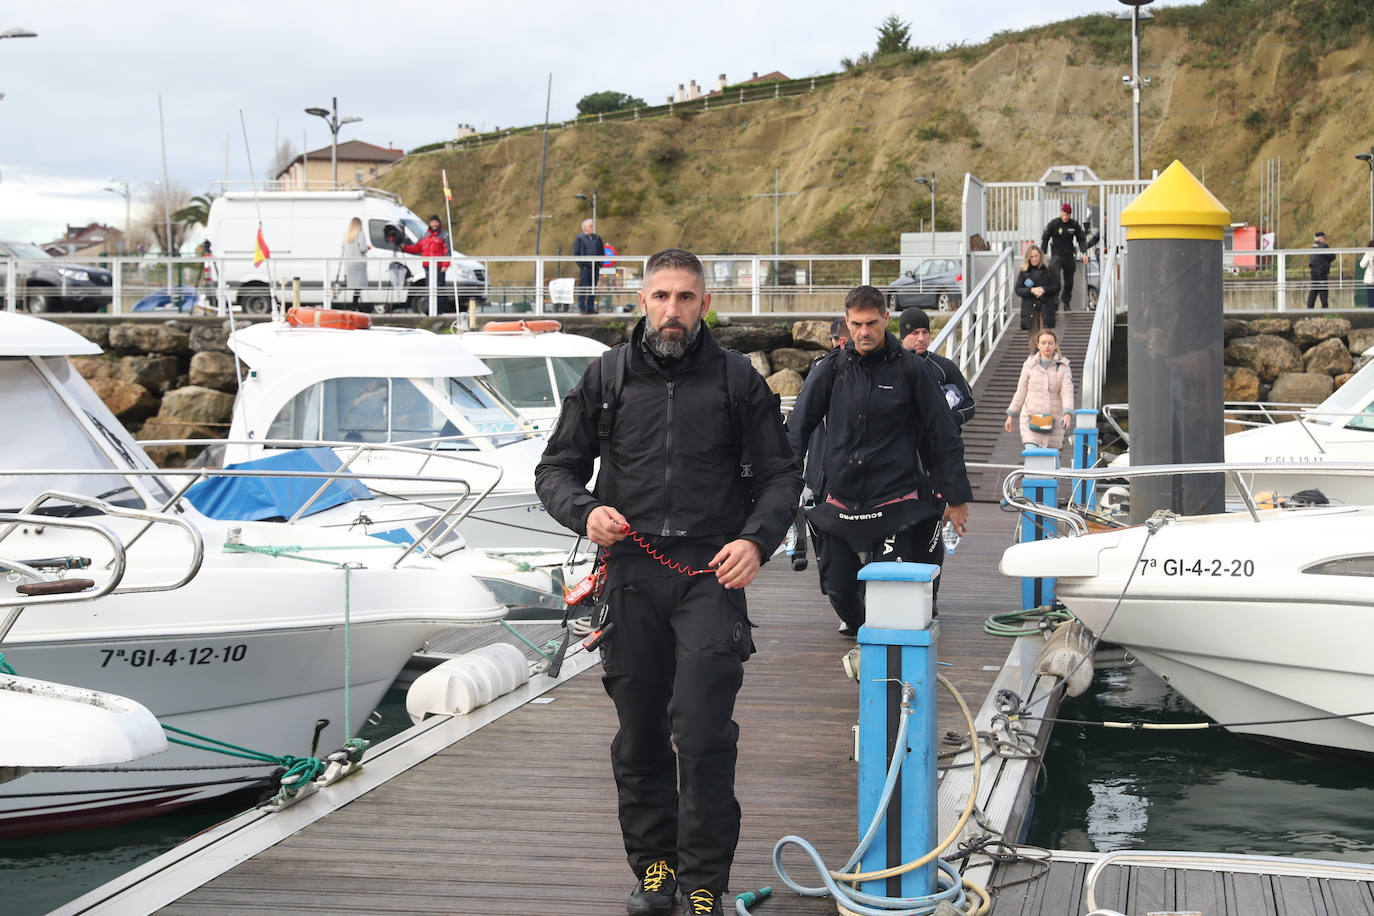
[875,13,912,56]
[577,91,647,117]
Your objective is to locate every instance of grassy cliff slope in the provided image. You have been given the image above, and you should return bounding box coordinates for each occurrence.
[378,0,1374,263]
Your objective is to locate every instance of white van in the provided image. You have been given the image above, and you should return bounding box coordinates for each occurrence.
[205,188,486,314]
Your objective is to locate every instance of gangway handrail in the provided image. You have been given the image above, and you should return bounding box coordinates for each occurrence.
[1080,247,1121,412]
[929,247,1017,387]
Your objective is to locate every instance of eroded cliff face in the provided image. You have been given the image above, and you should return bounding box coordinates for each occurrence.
[379,13,1374,268]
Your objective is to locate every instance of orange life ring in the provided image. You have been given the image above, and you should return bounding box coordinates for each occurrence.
[286,306,372,330]
[482,319,562,333]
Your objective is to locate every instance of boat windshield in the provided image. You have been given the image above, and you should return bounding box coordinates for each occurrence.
[1309,358,1374,430]
[483,355,595,410]
[0,358,152,513]
[268,376,528,451]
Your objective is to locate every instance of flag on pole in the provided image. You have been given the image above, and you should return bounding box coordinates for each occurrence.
[442,169,452,203]
[253,227,270,266]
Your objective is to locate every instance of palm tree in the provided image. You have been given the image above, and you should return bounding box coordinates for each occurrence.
[172,193,216,230]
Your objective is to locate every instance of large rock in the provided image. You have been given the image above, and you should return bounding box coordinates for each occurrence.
[1245,317,1291,338]
[189,351,242,392]
[87,377,158,421]
[769,347,816,375]
[791,320,832,350]
[190,324,232,353]
[70,356,118,380]
[1223,318,1250,342]
[108,323,191,355]
[1348,327,1374,357]
[764,368,804,399]
[712,324,793,353]
[747,350,772,377]
[1334,372,1355,389]
[118,355,180,394]
[1224,334,1302,382]
[1291,316,1350,350]
[1303,338,1352,377]
[66,323,110,350]
[158,385,235,425]
[137,417,221,468]
[1223,365,1260,402]
[1268,372,1334,404]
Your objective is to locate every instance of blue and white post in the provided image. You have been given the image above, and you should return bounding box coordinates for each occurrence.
[1021,447,1060,610]
[1070,408,1099,509]
[855,562,939,899]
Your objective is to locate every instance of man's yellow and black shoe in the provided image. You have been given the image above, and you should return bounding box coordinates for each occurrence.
[683,887,724,915]
[627,860,677,916]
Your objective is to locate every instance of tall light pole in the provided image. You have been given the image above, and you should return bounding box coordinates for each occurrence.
[914,174,935,253]
[573,190,597,229]
[1357,148,1374,243]
[1,26,37,102]
[1119,0,1154,182]
[104,179,131,253]
[304,97,362,188]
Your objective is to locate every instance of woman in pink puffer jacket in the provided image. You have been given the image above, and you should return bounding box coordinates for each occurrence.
[1005,328,1075,449]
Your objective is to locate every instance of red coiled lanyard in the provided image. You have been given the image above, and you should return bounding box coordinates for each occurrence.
[565,524,713,606]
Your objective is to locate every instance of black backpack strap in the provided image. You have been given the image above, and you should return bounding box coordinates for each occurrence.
[595,345,630,498]
[724,350,756,479]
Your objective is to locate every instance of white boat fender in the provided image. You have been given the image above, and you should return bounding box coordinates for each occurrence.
[0,674,167,776]
[1034,620,1095,698]
[405,643,531,723]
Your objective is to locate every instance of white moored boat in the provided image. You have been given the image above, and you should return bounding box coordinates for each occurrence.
[0,312,505,836]
[456,320,609,431]
[220,315,578,553]
[1001,463,1374,756]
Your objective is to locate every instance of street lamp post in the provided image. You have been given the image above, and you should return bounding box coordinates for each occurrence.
[1119,0,1154,182]
[304,96,362,188]
[104,179,131,253]
[914,175,935,253]
[1357,148,1374,243]
[1,26,37,102]
[573,190,597,230]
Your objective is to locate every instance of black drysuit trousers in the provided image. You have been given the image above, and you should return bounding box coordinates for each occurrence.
[817,514,944,629]
[599,564,753,894]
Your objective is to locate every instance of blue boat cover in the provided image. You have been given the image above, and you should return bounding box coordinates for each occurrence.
[185,448,372,521]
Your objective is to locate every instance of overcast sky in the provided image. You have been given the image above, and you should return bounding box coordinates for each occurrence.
[0,0,1194,246]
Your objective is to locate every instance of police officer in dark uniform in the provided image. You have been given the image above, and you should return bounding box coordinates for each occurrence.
[1041,203,1088,311]
[535,248,801,916]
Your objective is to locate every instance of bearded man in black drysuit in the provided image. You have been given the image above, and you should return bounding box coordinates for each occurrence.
[535,247,801,916]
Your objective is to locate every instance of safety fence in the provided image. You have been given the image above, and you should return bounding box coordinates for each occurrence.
[1080,246,1124,413]
[928,247,1018,387]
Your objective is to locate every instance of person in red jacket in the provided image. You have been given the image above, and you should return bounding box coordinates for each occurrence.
[403,215,451,286]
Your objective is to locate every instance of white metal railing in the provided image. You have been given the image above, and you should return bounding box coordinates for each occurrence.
[928,247,1018,386]
[1080,247,1123,412]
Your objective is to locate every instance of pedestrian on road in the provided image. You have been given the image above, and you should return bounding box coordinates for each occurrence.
[1306,231,1336,309]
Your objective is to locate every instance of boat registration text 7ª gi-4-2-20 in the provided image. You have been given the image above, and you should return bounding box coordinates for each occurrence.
[1136,557,1256,577]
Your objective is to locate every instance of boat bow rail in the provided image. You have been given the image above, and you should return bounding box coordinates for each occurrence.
[1002,460,1374,536]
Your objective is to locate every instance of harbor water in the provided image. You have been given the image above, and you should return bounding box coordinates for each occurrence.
[0,684,412,916]
[1026,659,1374,862]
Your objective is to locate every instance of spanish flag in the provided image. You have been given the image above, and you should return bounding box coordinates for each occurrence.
[253,227,270,267]
[442,169,452,203]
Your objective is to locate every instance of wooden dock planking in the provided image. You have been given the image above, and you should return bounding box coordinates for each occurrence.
[158,502,1020,914]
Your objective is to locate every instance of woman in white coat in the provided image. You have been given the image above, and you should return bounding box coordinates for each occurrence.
[1359,239,1373,308]
[1004,328,1075,450]
[341,217,370,305]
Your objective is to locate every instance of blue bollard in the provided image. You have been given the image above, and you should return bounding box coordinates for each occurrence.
[1071,408,1099,509]
[855,561,939,900]
[1020,448,1059,610]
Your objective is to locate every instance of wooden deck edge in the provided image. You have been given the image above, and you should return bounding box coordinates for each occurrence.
[48,647,604,916]
[938,634,1062,894]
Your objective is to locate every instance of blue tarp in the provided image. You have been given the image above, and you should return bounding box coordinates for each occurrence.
[185,447,372,521]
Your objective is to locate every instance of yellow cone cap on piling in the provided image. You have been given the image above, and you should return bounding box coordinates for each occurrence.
[1120,160,1230,241]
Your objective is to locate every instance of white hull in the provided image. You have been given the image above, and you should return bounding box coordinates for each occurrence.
[1001,506,1374,755]
[0,516,504,836]
[1223,421,1374,505]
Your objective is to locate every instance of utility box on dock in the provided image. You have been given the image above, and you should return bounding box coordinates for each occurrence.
[859,561,938,630]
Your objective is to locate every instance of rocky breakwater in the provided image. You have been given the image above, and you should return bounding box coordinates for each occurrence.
[66,320,242,466]
[1223,315,1374,424]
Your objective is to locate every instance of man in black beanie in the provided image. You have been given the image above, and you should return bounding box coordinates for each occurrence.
[899,308,974,426]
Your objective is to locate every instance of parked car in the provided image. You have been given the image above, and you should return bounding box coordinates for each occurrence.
[132,285,206,313]
[0,241,113,313]
[886,257,962,311]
